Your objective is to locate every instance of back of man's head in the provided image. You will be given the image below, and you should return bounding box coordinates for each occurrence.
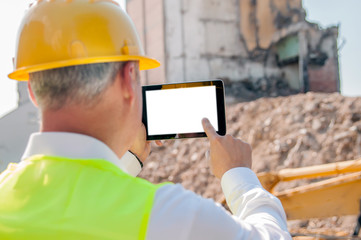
[29,62,124,110]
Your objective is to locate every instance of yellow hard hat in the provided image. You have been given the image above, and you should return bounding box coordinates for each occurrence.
[8,0,160,81]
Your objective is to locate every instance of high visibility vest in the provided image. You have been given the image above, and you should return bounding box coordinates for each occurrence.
[0,155,165,240]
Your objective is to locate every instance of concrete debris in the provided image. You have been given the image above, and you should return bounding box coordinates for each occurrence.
[139,92,361,234]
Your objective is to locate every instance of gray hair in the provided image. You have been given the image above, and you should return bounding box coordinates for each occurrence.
[29,62,124,110]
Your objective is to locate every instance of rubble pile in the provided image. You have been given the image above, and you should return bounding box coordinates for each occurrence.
[139,92,361,233]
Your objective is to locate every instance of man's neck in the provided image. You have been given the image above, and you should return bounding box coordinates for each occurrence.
[41,103,129,159]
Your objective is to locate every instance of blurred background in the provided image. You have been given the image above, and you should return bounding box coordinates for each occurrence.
[1,0,361,238]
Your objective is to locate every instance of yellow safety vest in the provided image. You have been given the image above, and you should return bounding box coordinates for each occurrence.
[0,155,164,240]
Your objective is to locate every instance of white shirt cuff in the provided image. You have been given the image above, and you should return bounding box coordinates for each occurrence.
[221,167,262,199]
[119,151,142,177]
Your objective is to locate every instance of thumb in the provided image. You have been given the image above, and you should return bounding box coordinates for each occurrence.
[202,118,218,140]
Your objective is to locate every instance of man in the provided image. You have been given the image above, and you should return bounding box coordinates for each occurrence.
[0,0,291,239]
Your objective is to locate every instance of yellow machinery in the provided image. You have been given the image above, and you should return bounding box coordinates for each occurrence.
[221,159,361,239]
[260,159,361,239]
[257,158,361,221]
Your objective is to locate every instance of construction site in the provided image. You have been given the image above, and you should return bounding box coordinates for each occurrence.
[0,0,360,239]
[126,0,361,239]
[140,92,361,239]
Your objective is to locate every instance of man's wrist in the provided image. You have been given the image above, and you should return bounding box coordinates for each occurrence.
[128,150,143,168]
[119,151,143,177]
[221,167,262,200]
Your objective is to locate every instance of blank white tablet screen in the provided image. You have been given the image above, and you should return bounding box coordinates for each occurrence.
[146,86,218,135]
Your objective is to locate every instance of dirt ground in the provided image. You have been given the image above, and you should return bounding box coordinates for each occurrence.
[139,92,361,237]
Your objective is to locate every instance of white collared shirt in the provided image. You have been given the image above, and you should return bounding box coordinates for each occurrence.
[21,132,291,240]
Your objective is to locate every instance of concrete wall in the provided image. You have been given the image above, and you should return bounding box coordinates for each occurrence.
[127,0,166,85]
[240,0,304,51]
[164,0,249,83]
[306,27,340,93]
[0,82,39,172]
[128,0,248,83]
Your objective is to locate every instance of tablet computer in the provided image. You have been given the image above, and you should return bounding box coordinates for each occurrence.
[142,80,226,140]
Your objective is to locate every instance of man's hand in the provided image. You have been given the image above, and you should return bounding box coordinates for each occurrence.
[202,118,252,179]
[130,124,162,163]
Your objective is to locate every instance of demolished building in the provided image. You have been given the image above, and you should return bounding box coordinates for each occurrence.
[127,0,340,101]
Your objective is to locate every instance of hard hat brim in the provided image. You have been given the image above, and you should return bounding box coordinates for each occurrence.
[8,55,160,81]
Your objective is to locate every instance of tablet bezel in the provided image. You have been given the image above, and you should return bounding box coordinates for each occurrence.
[142,80,226,140]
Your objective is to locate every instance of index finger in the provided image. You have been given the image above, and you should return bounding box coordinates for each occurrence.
[154,140,163,146]
[202,118,218,140]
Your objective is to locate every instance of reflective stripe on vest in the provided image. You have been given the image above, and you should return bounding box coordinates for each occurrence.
[0,155,166,239]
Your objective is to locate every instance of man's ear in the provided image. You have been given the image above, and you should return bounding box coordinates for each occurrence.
[119,61,137,104]
[27,81,38,107]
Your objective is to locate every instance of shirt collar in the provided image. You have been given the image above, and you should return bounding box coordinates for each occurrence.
[22,132,124,170]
